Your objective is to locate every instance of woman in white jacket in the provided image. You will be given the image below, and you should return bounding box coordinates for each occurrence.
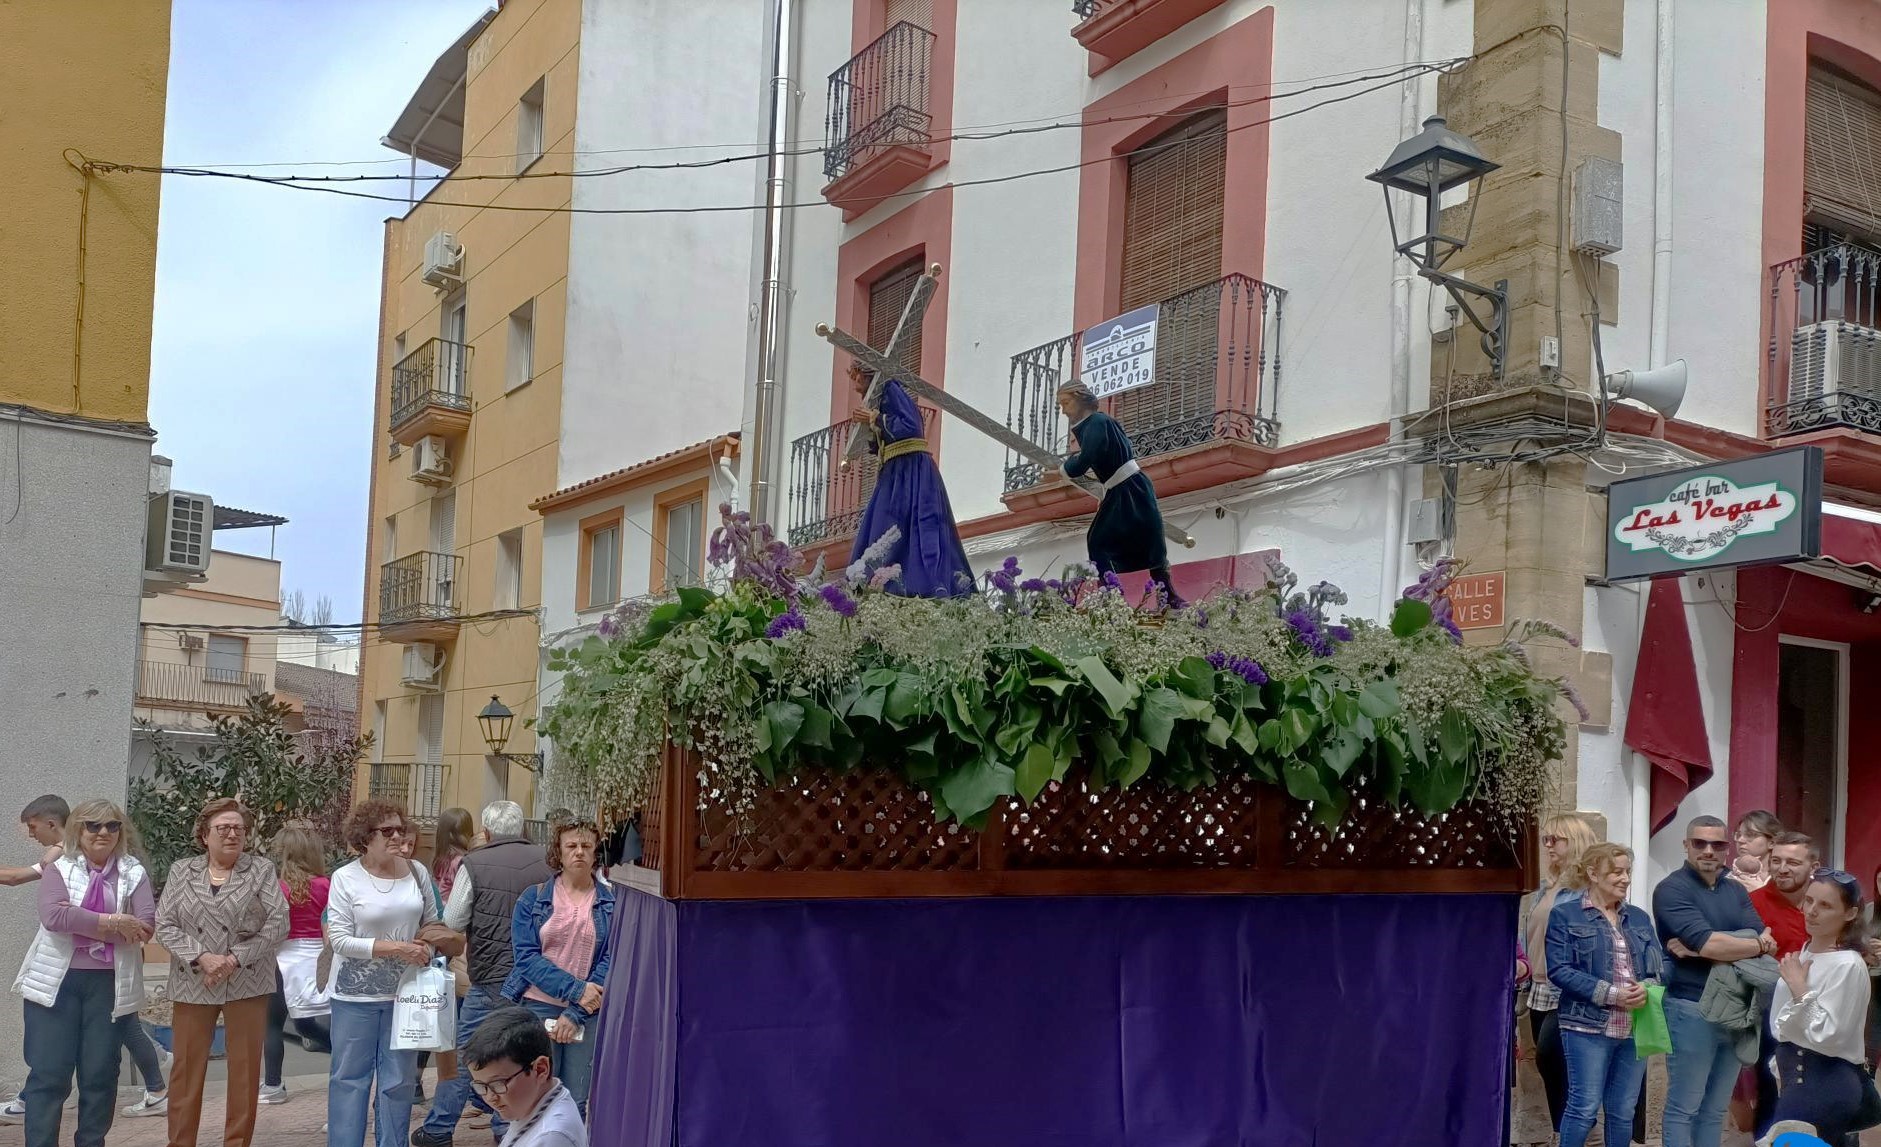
[11,800,154,1147]
[1768,868,1875,1142]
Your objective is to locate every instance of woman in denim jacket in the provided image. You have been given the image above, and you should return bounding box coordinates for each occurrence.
[501,818,617,1116]
[1545,842,1666,1147]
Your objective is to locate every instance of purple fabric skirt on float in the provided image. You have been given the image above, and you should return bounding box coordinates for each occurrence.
[587,889,1517,1147]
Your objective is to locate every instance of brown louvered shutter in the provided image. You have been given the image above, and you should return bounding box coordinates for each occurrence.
[868,257,926,376]
[1112,110,1227,444]
[1806,64,1881,237]
[885,0,931,29]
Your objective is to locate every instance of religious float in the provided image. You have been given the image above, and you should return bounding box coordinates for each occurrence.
[543,500,1578,1146]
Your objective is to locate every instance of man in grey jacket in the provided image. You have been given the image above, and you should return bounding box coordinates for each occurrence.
[412,801,551,1147]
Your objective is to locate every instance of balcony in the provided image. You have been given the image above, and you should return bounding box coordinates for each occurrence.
[786,405,939,550]
[822,21,936,220]
[368,762,411,803]
[378,550,463,642]
[1003,272,1283,498]
[369,762,446,823]
[1071,0,1229,75]
[389,338,472,445]
[134,660,267,712]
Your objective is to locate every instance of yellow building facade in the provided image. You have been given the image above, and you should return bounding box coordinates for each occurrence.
[358,0,579,825]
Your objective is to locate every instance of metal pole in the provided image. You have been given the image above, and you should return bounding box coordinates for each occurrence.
[748,0,799,525]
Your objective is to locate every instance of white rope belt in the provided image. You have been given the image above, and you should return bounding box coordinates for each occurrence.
[1102,459,1141,491]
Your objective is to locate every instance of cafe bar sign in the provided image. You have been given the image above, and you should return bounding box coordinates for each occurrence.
[1605,445,1823,581]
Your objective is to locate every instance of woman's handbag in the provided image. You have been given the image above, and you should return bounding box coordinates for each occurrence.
[1632,983,1673,1058]
[390,957,458,1052]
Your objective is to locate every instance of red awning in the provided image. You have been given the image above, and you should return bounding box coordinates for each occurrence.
[1822,502,1881,576]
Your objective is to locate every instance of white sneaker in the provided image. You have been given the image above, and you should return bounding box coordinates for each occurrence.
[157,1047,174,1077]
[121,1090,167,1118]
[0,1098,21,1125]
[258,1083,288,1105]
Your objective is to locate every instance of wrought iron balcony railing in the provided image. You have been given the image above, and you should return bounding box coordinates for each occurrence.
[786,405,939,548]
[1003,273,1284,492]
[379,550,463,625]
[134,660,267,710]
[824,20,936,182]
[1071,0,1113,17]
[390,338,471,431]
[369,762,411,803]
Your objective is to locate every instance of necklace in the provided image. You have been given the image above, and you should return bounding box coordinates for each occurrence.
[363,861,404,895]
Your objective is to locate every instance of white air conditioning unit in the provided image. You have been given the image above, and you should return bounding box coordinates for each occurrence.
[145,490,213,575]
[178,633,205,653]
[408,435,453,486]
[1791,319,1881,405]
[400,643,443,692]
[422,232,464,291]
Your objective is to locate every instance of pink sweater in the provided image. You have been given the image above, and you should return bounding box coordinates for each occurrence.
[40,859,155,971]
[523,882,597,1006]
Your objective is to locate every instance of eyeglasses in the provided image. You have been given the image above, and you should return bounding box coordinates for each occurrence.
[83,821,122,835]
[1541,835,1565,846]
[1814,868,1865,898]
[373,825,409,840]
[209,824,247,838]
[1689,839,1732,852]
[469,1063,534,1098]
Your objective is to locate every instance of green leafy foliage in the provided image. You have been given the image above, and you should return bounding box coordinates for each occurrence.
[129,695,366,889]
[541,561,1571,828]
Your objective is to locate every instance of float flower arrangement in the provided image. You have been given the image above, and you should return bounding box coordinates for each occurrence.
[539,507,1578,827]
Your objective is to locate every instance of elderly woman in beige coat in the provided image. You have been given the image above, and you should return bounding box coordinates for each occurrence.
[154,798,289,1147]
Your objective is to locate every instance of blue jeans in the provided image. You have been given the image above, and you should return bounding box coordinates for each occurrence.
[1663,995,1742,1147]
[420,986,506,1142]
[22,970,117,1147]
[1559,1028,1647,1147]
[328,999,417,1147]
[520,999,598,1116]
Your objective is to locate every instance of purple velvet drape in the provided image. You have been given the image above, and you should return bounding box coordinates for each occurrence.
[592,892,1515,1147]
[588,885,678,1147]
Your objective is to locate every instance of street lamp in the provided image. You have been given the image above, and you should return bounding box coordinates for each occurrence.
[477,694,543,773]
[1368,114,1510,380]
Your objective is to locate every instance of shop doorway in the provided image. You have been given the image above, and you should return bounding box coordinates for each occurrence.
[1776,637,1849,865]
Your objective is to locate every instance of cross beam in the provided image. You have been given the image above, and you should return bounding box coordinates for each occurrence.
[815,318,1195,550]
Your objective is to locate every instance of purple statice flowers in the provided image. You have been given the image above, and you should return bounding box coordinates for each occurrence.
[819,582,859,619]
[1205,651,1269,685]
[765,606,807,638]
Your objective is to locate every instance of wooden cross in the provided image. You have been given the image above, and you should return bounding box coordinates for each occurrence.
[815,262,1194,549]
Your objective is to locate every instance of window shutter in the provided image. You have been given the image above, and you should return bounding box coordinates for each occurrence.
[885,0,931,30]
[868,257,926,374]
[1112,110,1228,441]
[1806,65,1881,237]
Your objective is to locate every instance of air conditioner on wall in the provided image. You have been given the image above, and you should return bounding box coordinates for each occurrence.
[401,643,443,692]
[422,232,464,291]
[408,435,453,486]
[1791,319,1881,404]
[145,491,213,576]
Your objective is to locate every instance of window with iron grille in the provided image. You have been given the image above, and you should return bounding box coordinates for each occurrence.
[1112,109,1228,437]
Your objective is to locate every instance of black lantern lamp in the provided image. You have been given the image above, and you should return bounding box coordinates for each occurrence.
[1368,114,1510,379]
[477,694,543,773]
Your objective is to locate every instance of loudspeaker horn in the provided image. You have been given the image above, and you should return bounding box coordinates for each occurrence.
[1606,359,1687,419]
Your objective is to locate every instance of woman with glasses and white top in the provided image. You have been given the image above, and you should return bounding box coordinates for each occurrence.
[325,801,442,1147]
[1768,868,1875,1143]
[12,800,154,1147]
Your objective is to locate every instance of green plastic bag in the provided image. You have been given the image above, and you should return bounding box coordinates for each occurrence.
[1632,983,1672,1058]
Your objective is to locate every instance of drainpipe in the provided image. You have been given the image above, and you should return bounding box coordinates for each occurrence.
[747,0,799,525]
[1632,0,1674,895]
[1377,0,1427,617]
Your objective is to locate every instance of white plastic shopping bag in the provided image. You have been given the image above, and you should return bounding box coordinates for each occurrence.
[390,958,457,1051]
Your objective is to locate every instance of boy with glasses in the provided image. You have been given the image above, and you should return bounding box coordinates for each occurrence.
[463,1007,586,1147]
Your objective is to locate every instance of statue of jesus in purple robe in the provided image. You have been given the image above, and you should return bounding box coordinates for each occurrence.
[848,369,975,597]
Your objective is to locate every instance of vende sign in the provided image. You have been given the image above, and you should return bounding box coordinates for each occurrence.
[1080,304,1159,400]
[1605,446,1823,581]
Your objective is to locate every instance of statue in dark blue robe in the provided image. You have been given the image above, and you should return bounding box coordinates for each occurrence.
[1057,382,1185,607]
[849,373,975,598]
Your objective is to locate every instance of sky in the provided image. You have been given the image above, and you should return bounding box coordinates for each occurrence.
[149,0,491,623]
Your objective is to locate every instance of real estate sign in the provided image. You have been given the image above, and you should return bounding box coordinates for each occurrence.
[1080,304,1159,399]
[1605,446,1823,581]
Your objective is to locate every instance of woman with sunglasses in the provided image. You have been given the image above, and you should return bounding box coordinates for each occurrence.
[1768,868,1874,1142]
[326,801,444,1147]
[11,800,154,1147]
[154,797,290,1147]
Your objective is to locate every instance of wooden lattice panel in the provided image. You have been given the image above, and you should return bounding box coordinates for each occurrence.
[694,768,980,872]
[1281,796,1520,870]
[637,794,664,873]
[1002,776,1266,869]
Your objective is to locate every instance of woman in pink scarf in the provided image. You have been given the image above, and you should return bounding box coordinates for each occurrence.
[11,799,154,1147]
